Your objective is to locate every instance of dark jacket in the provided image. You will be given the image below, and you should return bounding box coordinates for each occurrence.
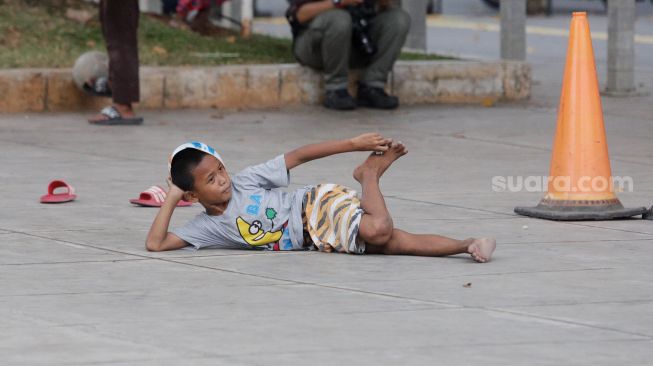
[286,0,383,36]
[286,0,320,37]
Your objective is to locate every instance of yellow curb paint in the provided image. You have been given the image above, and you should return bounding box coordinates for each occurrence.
[254,17,287,25]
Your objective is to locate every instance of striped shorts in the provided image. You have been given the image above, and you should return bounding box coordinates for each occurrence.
[302,184,366,254]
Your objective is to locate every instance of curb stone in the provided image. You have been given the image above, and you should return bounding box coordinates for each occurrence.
[0,61,530,113]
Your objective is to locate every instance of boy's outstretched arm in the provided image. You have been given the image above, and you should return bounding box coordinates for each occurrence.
[285,133,392,170]
[145,181,188,252]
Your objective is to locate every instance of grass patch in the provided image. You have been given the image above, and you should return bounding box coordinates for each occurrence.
[0,0,449,69]
[399,52,454,61]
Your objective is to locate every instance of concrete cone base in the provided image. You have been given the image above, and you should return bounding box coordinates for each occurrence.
[515,200,648,221]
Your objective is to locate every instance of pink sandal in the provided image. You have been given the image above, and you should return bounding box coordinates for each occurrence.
[40,180,77,204]
[129,186,192,207]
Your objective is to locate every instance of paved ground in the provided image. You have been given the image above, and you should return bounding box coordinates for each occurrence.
[2,97,653,364]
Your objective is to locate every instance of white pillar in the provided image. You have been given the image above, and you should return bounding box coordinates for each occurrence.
[401,0,427,51]
[139,0,162,14]
[500,0,527,61]
[241,0,253,37]
[605,0,642,96]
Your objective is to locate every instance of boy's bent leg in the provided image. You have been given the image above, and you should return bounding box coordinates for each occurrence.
[293,25,324,70]
[366,229,497,263]
[355,142,407,245]
[294,9,353,91]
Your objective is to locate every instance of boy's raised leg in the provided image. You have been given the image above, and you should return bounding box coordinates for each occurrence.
[354,141,407,245]
[353,141,496,262]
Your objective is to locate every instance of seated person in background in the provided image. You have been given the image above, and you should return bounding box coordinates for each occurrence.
[286,0,411,110]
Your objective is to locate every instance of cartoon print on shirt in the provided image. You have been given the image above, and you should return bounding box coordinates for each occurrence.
[239,194,289,249]
[246,194,262,215]
[265,207,277,227]
[236,217,283,246]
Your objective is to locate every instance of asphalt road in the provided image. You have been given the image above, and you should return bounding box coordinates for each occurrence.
[256,0,653,17]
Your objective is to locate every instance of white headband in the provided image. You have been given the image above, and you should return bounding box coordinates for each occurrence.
[169,141,223,172]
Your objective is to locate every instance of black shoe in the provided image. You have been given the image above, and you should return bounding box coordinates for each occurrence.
[323,89,357,111]
[357,84,399,110]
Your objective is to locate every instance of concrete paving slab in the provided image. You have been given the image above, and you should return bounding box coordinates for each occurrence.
[0,258,284,298]
[72,339,653,366]
[339,263,653,309]
[366,188,651,220]
[0,280,444,330]
[0,233,133,265]
[4,302,645,365]
[500,300,653,337]
[391,212,653,245]
[2,313,184,366]
[27,228,271,258]
[564,220,653,236]
[225,339,653,366]
[173,239,653,308]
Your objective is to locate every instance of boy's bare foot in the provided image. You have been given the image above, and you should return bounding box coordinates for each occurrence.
[353,141,408,182]
[467,238,496,263]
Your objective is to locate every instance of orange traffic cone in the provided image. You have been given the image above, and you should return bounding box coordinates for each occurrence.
[515,12,646,220]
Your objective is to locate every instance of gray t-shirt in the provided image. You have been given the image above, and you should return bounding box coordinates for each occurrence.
[172,155,309,251]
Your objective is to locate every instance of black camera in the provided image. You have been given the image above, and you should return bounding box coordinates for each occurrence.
[347,0,377,57]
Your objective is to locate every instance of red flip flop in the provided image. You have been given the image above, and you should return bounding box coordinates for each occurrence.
[40,180,77,204]
[129,185,192,207]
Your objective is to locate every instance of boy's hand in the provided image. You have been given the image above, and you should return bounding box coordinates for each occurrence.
[145,177,190,252]
[351,133,392,153]
[166,177,185,202]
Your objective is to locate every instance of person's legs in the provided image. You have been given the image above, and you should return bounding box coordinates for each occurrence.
[354,7,410,109]
[293,9,357,110]
[292,23,324,71]
[92,0,140,121]
[363,7,411,88]
[293,9,352,91]
[366,229,497,263]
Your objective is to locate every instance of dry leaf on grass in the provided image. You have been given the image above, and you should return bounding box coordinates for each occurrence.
[65,8,93,24]
[152,46,168,56]
[3,26,22,47]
